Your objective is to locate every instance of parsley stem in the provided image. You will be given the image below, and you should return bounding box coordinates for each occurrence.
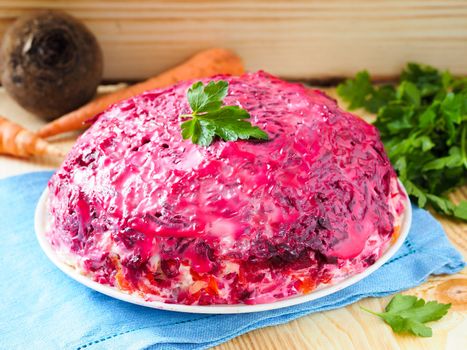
[360,306,381,316]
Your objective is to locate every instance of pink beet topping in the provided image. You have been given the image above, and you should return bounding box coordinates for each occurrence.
[47,71,405,305]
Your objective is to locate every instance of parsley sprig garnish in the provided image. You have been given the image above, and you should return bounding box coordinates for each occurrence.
[337,63,467,221]
[361,294,451,337]
[180,80,268,146]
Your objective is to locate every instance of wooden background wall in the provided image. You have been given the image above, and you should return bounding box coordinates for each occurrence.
[0,0,466,81]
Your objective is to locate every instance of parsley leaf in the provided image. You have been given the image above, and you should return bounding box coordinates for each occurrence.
[336,71,397,113]
[337,63,467,221]
[181,81,268,146]
[453,200,467,220]
[336,71,374,110]
[361,295,451,337]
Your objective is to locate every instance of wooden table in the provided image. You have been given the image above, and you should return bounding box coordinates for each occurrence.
[1,87,465,349]
[2,1,467,81]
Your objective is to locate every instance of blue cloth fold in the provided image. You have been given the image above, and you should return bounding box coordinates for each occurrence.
[0,171,464,350]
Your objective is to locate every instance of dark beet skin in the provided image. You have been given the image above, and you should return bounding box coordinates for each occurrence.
[47,71,405,305]
[1,10,103,120]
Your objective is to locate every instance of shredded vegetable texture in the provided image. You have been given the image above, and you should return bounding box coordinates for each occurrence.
[337,63,467,220]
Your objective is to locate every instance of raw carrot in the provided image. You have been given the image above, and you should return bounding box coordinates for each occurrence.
[0,116,63,158]
[38,48,245,138]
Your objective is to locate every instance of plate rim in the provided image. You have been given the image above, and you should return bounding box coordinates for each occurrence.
[34,182,412,314]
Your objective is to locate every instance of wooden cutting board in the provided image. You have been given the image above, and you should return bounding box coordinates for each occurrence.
[0,86,465,350]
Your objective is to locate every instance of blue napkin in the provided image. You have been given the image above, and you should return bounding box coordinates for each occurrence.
[0,172,464,350]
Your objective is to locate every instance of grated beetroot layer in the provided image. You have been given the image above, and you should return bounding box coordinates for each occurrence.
[47,71,405,305]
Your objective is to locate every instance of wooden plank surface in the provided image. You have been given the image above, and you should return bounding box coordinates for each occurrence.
[0,86,465,349]
[0,1,467,80]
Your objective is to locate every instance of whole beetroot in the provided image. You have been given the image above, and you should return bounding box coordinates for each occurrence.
[0,10,103,120]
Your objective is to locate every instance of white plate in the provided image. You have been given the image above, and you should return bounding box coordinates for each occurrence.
[35,184,412,314]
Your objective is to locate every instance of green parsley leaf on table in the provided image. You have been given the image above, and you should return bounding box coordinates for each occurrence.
[337,63,467,221]
[361,295,451,337]
[180,80,268,146]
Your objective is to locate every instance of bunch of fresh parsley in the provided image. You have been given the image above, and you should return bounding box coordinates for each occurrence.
[337,63,467,221]
[362,294,451,337]
[180,80,268,146]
